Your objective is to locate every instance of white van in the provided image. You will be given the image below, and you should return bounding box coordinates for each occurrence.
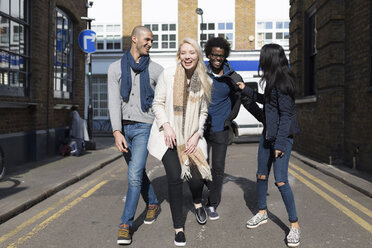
[231,77,264,142]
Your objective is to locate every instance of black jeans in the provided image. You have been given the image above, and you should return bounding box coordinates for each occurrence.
[162,148,205,229]
[205,129,229,208]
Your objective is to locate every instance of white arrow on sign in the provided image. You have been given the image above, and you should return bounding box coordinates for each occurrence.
[83,33,96,50]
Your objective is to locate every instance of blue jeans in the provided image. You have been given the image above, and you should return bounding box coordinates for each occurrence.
[256,134,298,223]
[120,122,158,226]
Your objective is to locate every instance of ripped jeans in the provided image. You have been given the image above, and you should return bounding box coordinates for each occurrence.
[256,134,298,223]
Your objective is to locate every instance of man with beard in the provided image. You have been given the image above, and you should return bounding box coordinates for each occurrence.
[108,26,163,245]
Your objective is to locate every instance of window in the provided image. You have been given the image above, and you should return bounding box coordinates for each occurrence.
[106,24,120,33]
[106,35,121,50]
[144,23,177,51]
[304,8,317,96]
[92,75,108,119]
[0,0,29,96]
[199,22,234,49]
[96,35,104,50]
[256,20,290,49]
[92,24,122,51]
[54,7,73,99]
[265,22,273,29]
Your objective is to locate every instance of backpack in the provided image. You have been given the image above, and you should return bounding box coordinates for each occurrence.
[69,138,86,156]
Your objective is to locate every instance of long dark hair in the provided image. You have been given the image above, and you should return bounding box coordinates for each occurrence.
[258,43,296,101]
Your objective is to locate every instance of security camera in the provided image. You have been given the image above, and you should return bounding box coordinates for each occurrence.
[86,1,93,8]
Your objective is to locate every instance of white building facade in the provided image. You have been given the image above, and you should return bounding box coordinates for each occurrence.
[88,0,290,133]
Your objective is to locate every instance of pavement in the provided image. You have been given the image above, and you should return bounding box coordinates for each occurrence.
[0,136,371,225]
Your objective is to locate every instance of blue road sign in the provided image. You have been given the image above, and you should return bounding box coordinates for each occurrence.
[78,29,96,53]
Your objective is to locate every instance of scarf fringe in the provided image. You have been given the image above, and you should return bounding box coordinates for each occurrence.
[199,164,212,181]
[181,164,192,181]
[180,162,212,182]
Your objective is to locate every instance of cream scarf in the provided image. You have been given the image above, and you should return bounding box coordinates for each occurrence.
[173,64,212,181]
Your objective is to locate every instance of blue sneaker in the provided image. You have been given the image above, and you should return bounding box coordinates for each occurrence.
[206,206,220,220]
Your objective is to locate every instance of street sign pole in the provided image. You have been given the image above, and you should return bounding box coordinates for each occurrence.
[80,17,96,149]
[87,21,93,143]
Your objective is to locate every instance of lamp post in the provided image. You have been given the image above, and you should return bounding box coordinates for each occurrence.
[195,8,204,47]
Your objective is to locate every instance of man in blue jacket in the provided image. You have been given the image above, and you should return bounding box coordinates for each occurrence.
[203,37,263,220]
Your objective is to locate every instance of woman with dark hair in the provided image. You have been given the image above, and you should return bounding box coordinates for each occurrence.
[237,43,301,247]
[148,38,212,246]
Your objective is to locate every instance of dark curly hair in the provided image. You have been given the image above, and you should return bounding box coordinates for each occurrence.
[204,37,231,58]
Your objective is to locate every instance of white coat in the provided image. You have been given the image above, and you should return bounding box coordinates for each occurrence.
[147,66,209,161]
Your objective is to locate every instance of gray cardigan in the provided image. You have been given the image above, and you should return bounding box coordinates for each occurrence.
[107,58,163,132]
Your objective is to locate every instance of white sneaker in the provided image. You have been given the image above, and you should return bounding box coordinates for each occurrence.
[246,212,268,229]
[287,227,300,247]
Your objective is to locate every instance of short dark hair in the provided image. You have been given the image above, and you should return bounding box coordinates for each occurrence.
[204,37,231,58]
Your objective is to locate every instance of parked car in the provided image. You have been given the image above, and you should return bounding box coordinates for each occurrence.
[231,78,264,143]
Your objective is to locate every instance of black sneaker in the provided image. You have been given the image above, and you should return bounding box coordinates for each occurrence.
[117,224,131,245]
[195,207,207,225]
[174,231,186,246]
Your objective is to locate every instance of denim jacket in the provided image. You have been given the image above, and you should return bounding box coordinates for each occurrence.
[242,86,300,152]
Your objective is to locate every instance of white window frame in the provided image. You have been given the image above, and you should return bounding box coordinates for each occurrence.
[144,23,177,51]
[255,20,290,50]
[92,75,109,120]
[91,24,122,51]
[198,21,235,49]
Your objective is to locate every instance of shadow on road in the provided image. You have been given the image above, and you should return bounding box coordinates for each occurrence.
[223,173,289,234]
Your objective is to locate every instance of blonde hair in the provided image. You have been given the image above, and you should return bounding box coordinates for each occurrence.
[176,38,212,103]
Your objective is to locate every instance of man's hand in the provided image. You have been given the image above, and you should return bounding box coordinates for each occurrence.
[275,150,284,158]
[236,82,245,90]
[113,130,128,153]
[185,132,199,155]
[162,122,177,149]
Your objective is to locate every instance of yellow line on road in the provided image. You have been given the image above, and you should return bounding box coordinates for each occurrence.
[288,168,372,235]
[289,162,372,218]
[0,164,120,245]
[6,180,108,248]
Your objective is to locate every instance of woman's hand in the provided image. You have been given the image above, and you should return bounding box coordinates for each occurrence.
[162,122,177,149]
[275,150,284,158]
[185,132,200,155]
[236,82,245,90]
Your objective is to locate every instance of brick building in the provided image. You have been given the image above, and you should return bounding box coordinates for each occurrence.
[289,0,372,173]
[0,0,87,169]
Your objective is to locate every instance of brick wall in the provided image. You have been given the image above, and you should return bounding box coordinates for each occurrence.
[0,0,87,165]
[235,0,255,50]
[178,0,198,43]
[344,0,372,172]
[290,0,372,173]
[122,0,142,50]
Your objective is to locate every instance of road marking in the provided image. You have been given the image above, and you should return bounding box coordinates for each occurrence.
[290,162,372,218]
[0,165,119,245]
[288,168,372,235]
[6,180,108,248]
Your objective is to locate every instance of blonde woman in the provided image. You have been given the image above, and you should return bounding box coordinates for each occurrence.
[148,38,212,246]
